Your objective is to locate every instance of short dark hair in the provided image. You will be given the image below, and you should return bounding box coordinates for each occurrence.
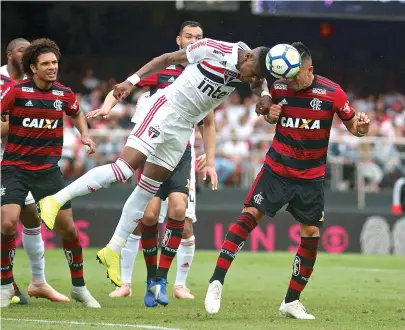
[291,42,312,62]
[257,46,271,77]
[22,38,61,76]
[179,20,203,34]
[7,38,29,53]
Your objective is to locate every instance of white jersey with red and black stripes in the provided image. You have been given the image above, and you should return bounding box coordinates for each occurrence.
[162,38,250,123]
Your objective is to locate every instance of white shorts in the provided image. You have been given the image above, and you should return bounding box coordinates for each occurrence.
[125,91,194,171]
[25,191,35,205]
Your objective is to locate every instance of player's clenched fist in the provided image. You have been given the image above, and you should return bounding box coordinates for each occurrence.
[264,104,282,124]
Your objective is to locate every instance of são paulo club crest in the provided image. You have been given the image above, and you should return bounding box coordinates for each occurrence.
[223,69,238,84]
[148,125,160,139]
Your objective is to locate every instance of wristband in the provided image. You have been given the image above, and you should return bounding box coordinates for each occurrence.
[261,90,271,98]
[127,74,140,86]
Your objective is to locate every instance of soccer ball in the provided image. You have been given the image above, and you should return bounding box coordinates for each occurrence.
[265,44,301,79]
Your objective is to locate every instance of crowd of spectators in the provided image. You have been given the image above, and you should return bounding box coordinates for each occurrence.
[61,70,405,191]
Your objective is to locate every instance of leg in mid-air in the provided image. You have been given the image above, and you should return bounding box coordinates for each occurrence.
[20,196,69,303]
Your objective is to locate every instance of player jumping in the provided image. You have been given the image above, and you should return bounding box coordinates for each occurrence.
[87,21,216,303]
[0,38,68,306]
[204,42,371,319]
[39,37,275,304]
[0,38,100,308]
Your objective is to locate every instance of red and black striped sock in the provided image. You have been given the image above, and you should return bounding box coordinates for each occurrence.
[1,234,16,285]
[140,222,158,280]
[210,212,257,285]
[285,236,319,303]
[156,218,184,279]
[62,231,85,287]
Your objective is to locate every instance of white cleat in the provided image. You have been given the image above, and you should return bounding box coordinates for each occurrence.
[279,300,315,319]
[1,284,14,307]
[71,286,101,308]
[109,283,132,298]
[204,280,223,314]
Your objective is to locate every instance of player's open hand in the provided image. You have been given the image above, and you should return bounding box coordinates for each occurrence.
[255,95,271,116]
[196,153,207,171]
[356,112,370,136]
[265,103,283,124]
[202,164,218,191]
[86,108,111,120]
[113,81,134,102]
[81,134,96,154]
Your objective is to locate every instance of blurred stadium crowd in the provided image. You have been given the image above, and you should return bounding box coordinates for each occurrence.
[61,69,405,191]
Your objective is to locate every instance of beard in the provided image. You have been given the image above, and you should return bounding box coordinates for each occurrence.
[10,57,23,75]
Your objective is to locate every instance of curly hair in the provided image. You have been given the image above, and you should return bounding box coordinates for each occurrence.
[22,38,61,77]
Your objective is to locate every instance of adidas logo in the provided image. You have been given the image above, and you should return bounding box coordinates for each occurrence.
[168,76,175,83]
[25,100,33,107]
[220,61,227,66]
[279,98,288,106]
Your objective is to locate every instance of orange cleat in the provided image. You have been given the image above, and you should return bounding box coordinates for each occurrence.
[173,285,194,300]
[28,281,70,302]
[109,283,132,298]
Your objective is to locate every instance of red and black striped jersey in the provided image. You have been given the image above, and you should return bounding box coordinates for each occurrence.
[266,75,355,180]
[0,78,79,171]
[137,64,184,96]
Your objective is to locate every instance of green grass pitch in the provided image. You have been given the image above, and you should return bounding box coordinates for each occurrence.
[2,249,404,329]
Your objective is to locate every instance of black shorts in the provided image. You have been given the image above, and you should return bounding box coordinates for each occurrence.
[155,146,191,201]
[244,165,324,227]
[1,166,71,210]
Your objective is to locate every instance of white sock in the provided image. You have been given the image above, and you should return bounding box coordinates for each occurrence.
[121,234,141,284]
[22,226,46,283]
[174,235,195,287]
[53,158,134,205]
[109,174,161,253]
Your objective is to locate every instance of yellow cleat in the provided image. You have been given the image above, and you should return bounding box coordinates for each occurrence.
[96,245,122,287]
[10,296,20,304]
[38,196,62,230]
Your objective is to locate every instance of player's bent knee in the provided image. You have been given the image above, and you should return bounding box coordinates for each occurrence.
[300,224,320,237]
[242,206,264,223]
[182,219,193,239]
[142,214,159,226]
[113,158,136,183]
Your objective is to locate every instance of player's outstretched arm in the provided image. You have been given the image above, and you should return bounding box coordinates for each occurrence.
[87,90,120,119]
[252,79,273,117]
[113,49,188,102]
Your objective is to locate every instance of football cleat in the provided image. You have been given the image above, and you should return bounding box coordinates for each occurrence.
[173,285,194,300]
[28,281,70,302]
[109,283,132,298]
[96,245,122,287]
[71,286,101,308]
[11,282,29,305]
[38,196,62,230]
[279,300,315,319]
[204,280,223,314]
[149,278,169,306]
[1,284,14,307]
[144,279,158,307]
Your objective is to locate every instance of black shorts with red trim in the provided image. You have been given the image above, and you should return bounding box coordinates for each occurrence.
[1,165,71,209]
[244,164,324,227]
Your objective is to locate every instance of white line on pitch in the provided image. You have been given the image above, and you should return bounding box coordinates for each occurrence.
[1,318,182,330]
[329,266,404,273]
